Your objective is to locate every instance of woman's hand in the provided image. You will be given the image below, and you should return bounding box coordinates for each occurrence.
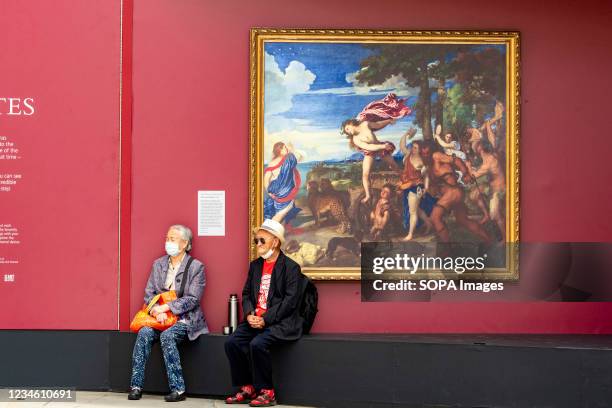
[150,306,160,317]
[155,313,168,323]
[150,304,170,317]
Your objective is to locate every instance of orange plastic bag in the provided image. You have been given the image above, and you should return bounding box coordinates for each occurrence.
[130,291,179,332]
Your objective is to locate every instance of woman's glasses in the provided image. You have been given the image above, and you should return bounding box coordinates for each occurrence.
[253,237,267,245]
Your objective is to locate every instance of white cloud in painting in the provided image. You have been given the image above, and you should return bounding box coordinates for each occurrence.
[266,115,317,134]
[265,116,296,134]
[264,52,316,116]
[307,86,355,95]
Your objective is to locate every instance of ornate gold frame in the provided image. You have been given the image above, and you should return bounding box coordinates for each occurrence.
[249,28,520,280]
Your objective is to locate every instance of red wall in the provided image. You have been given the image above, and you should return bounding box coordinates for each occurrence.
[126,0,611,333]
[0,1,122,329]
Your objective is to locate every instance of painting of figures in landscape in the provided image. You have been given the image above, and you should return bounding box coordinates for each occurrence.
[250,31,519,277]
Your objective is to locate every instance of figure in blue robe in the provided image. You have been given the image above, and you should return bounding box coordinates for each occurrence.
[263,153,302,224]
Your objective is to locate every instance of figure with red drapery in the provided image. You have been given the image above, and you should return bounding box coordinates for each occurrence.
[340,93,411,204]
[263,142,302,226]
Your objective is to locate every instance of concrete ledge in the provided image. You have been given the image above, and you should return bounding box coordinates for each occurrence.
[3,331,612,407]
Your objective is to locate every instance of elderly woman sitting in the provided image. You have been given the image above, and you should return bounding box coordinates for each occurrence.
[128,224,208,402]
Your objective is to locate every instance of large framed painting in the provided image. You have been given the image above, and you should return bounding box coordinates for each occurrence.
[249,29,520,280]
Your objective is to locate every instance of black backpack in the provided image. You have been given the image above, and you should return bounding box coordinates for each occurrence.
[299,274,318,334]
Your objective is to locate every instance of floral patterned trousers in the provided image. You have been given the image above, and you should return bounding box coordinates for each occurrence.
[130,323,189,392]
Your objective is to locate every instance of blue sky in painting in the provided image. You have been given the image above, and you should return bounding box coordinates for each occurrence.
[265,43,375,91]
[263,42,505,162]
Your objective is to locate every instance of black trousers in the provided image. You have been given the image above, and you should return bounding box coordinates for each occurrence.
[224,321,285,389]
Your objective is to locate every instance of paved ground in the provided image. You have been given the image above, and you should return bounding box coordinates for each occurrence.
[0,391,313,408]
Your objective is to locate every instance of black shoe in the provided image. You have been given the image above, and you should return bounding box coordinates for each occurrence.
[164,391,186,402]
[128,388,142,400]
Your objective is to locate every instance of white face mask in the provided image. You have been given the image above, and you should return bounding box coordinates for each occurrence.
[260,248,275,259]
[165,241,181,257]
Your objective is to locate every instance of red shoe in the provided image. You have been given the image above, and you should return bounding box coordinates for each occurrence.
[249,389,276,407]
[225,385,256,404]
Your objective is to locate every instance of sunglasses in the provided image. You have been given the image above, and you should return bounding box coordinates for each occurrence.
[253,237,268,245]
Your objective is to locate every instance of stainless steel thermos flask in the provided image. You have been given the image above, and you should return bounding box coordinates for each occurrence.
[228,294,239,333]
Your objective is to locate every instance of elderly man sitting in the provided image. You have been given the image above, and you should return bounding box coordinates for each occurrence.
[224,219,305,407]
[128,224,208,402]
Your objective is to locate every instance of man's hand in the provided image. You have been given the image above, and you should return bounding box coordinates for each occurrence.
[252,316,265,329]
[247,314,265,329]
[156,313,168,323]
